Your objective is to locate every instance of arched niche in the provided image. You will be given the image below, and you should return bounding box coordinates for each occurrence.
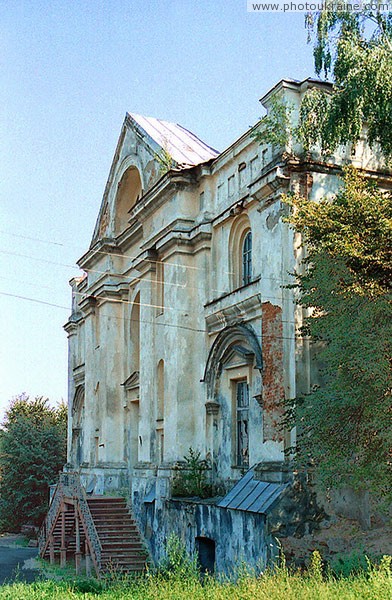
[114,166,143,235]
[130,291,140,372]
[71,385,85,468]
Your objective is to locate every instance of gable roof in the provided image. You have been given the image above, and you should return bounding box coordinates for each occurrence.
[128,113,219,169]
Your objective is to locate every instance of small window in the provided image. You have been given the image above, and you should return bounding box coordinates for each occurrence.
[228,174,235,196]
[236,380,249,467]
[238,163,247,188]
[250,156,259,180]
[217,182,224,201]
[242,231,252,285]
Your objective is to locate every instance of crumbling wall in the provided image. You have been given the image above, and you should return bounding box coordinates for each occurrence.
[261,302,285,442]
[132,483,275,574]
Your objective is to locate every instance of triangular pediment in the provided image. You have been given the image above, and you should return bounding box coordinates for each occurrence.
[89,113,219,247]
[122,371,140,391]
[223,345,255,370]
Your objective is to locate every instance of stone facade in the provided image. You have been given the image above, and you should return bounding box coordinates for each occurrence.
[64,78,387,572]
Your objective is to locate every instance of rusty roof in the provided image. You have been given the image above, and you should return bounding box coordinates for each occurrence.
[128,113,219,169]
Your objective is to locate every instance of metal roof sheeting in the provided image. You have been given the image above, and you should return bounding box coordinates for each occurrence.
[217,469,288,514]
[129,113,219,168]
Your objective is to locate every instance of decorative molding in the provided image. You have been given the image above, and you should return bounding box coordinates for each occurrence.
[79,295,96,316]
[205,401,220,415]
[78,237,119,270]
[205,287,262,334]
[73,365,85,387]
[63,320,81,337]
[203,322,263,397]
[253,393,263,408]
[122,371,140,392]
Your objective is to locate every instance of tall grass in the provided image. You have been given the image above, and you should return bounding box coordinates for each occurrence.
[2,540,391,599]
[0,555,390,600]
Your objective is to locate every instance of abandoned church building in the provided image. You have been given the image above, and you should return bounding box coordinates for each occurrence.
[39,78,387,575]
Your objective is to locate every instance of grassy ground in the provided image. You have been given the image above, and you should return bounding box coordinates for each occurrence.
[0,556,390,600]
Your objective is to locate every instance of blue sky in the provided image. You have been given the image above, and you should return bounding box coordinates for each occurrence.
[0,1,315,417]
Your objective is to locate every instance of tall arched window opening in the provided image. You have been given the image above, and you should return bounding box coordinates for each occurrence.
[156,360,164,463]
[157,359,164,421]
[155,260,164,317]
[130,292,140,372]
[242,231,252,285]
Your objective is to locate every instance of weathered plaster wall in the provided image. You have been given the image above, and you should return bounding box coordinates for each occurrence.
[64,78,390,572]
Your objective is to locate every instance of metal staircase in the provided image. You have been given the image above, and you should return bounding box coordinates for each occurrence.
[38,472,148,577]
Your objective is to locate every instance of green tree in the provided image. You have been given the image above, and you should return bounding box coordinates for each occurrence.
[255,8,392,160]
[285,168,392,498]
[0,394,67,531]
[304,6,392,159]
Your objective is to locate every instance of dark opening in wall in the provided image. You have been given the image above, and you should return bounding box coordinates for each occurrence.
[196,537,215,574]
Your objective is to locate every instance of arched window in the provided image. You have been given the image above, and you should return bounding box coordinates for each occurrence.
[242,230,252,285]
[228,215,253,290]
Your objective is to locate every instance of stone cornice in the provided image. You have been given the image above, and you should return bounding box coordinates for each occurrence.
[205,283,262,334]
[116,219,143,253]
[140,218,196,252]
[78,238,120,271]
[155,223,212,257]
[63,315,83,336]
[79,295,97,316]
[129,170,196,223]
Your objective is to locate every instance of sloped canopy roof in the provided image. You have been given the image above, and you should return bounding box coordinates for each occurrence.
[217,468,288,514]
[128,113,219,169]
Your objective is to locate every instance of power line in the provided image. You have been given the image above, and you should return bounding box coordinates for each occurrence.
[0,247,298,291]
[0,290,303,342]
[0,230,64,247]
[0,273,299,325]
[0,291,69,310]
[0,267,293,306]
[0,230,299,284]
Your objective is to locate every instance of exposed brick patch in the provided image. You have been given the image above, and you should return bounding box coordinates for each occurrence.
[262,302,285,442]
[298,172,313,199]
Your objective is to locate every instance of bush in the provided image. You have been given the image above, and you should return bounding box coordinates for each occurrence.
[171,448,213,498]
